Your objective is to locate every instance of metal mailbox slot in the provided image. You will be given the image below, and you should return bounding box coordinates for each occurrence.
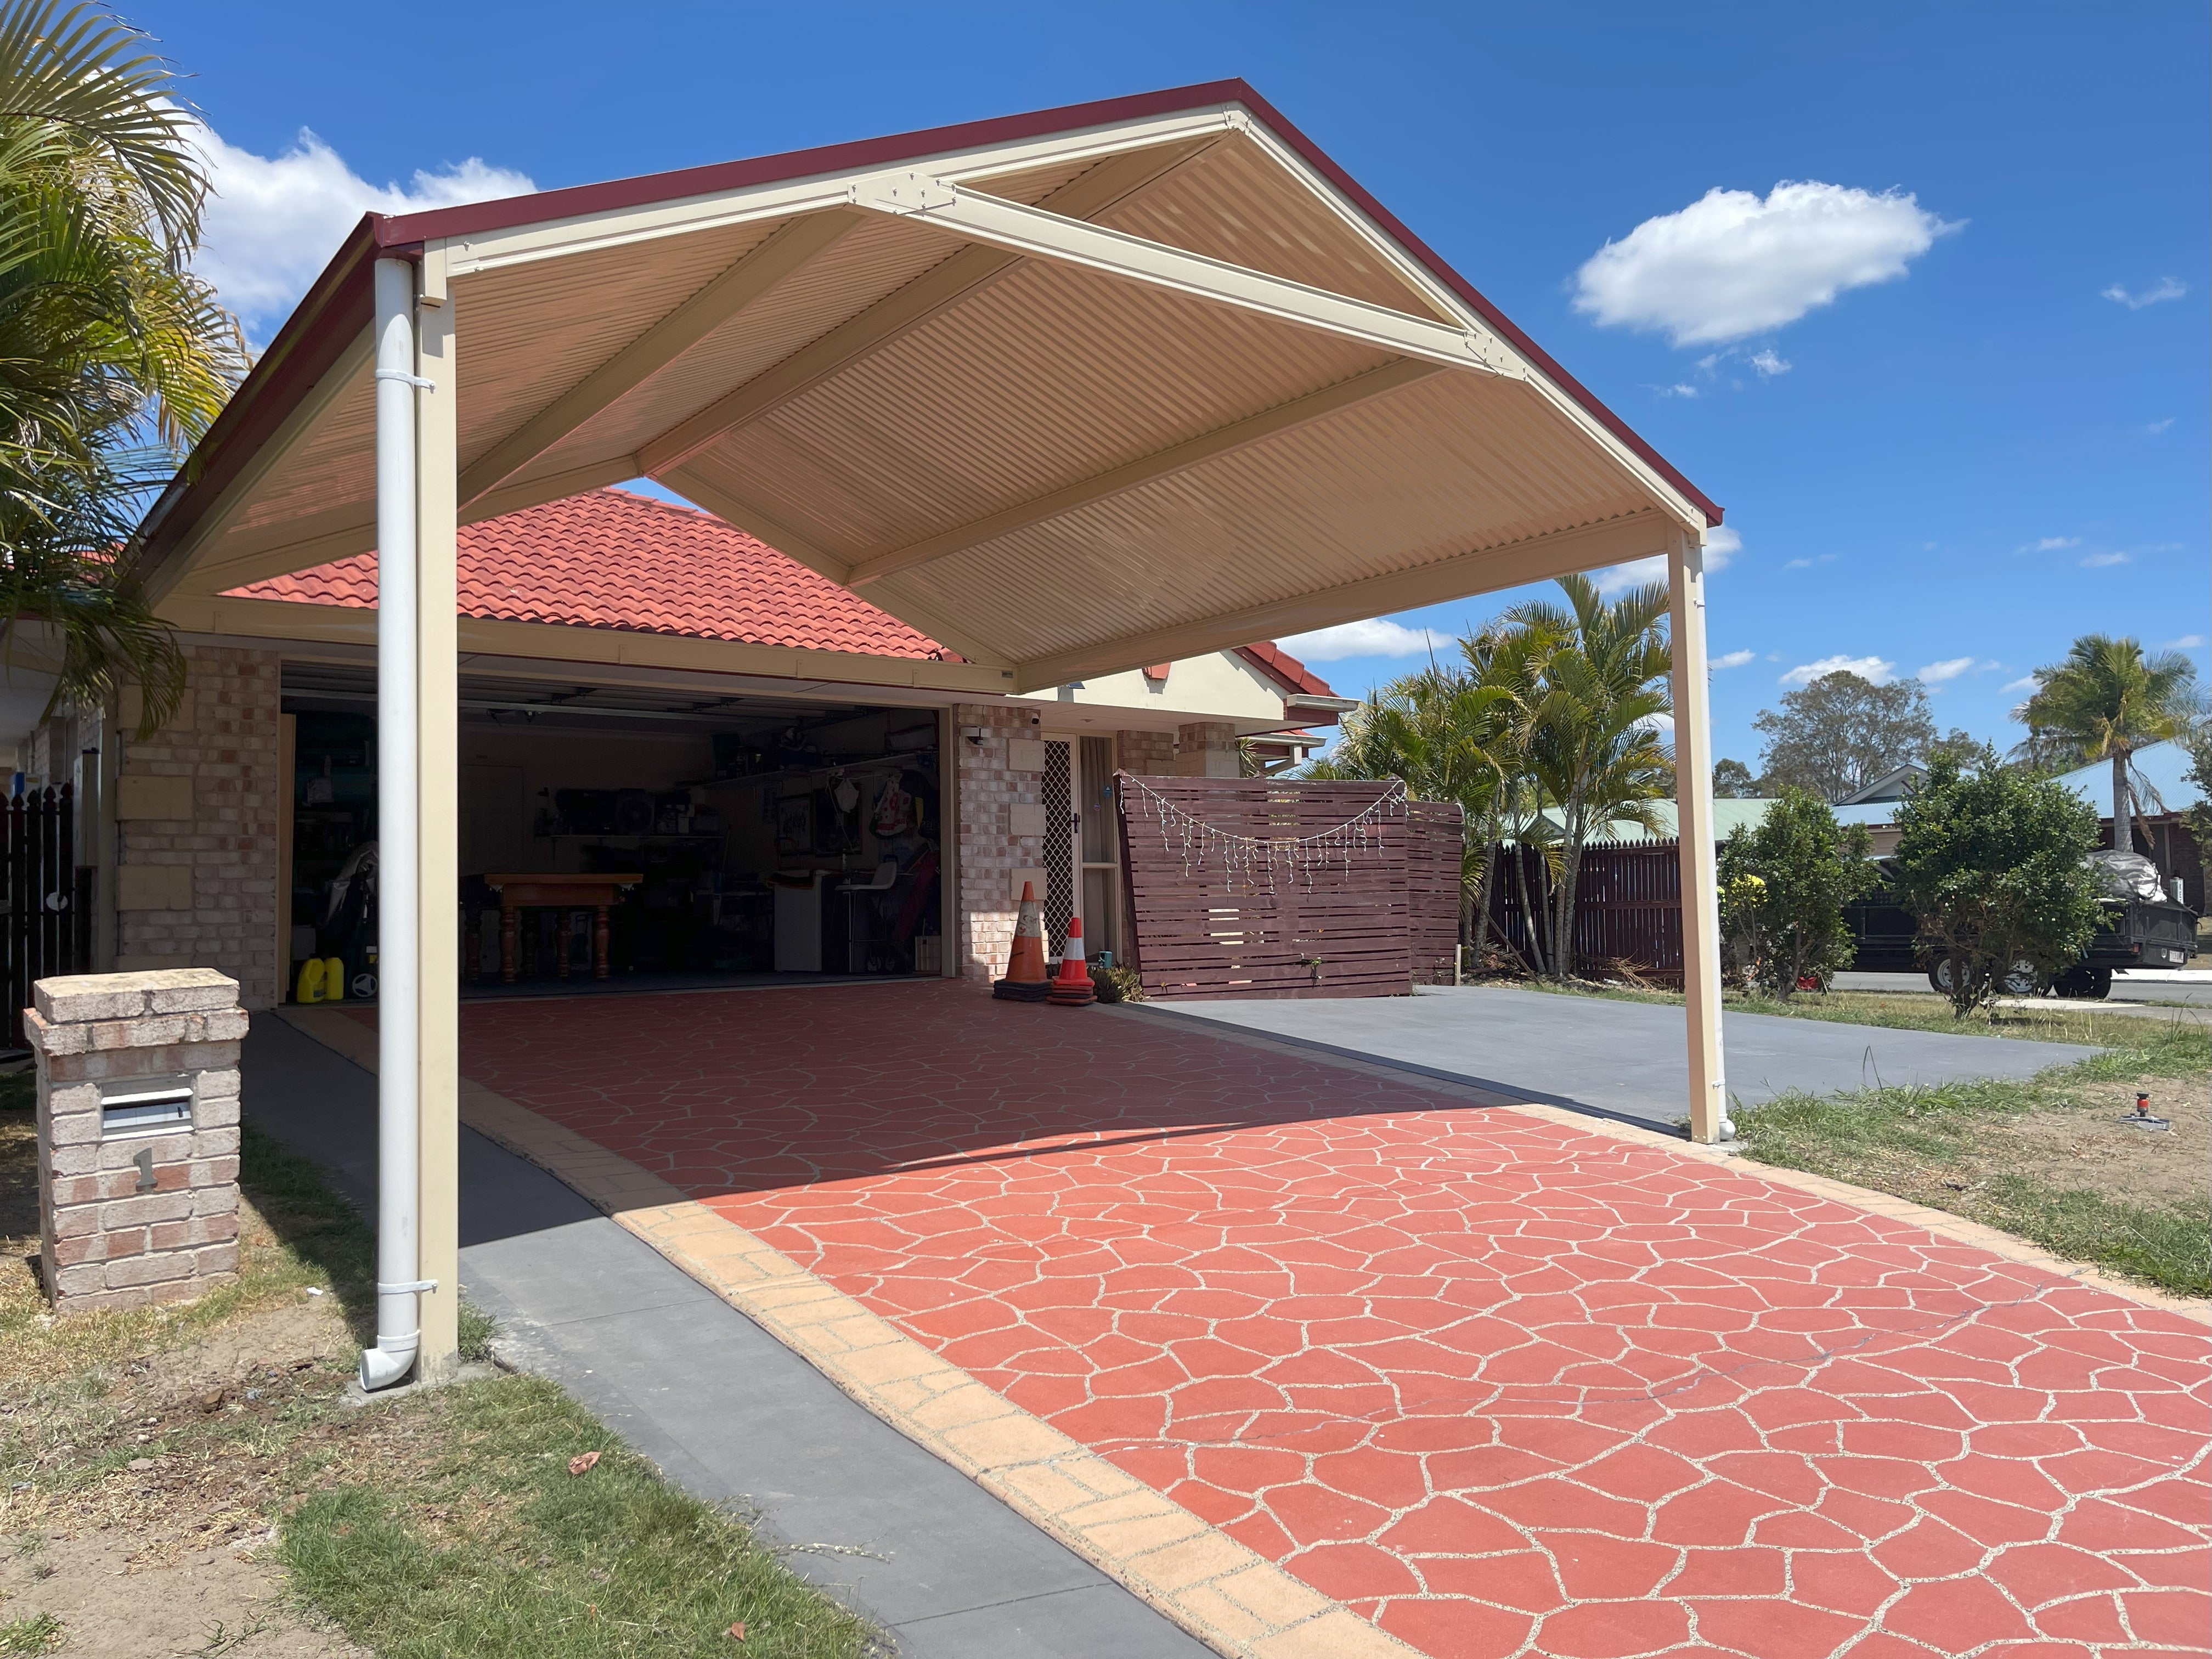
[99,1077,195,1139]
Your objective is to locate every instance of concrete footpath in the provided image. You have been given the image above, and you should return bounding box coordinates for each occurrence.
[1142,983,2102,1127]
[243,1017,1211,1659]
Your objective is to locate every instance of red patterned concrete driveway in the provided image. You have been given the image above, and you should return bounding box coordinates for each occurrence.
[454,981,2210,1659]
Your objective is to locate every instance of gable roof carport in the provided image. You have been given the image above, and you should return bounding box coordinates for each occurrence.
[126,81,1733,1389]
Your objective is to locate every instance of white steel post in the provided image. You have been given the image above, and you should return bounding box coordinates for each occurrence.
[360,257,426,1390]
[1669,526,1730,1145]
[413,248,461,1382]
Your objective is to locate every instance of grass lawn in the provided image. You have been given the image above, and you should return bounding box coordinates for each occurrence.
[1522,973,2206,1048]
[0,1071,876,1658]
[1519,977,2211,1297]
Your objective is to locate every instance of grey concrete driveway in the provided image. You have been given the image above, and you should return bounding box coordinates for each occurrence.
[244,1018,1211,1659]
[1140,985,2101,1129]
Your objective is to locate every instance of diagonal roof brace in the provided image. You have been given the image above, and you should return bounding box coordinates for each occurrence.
[846,172,1521,375]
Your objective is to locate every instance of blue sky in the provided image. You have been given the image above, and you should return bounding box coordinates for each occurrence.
[146,2,2208,767]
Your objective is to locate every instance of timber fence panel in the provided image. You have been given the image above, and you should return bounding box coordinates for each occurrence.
[1116,774,1423,1000]
[1486,839,1684,984]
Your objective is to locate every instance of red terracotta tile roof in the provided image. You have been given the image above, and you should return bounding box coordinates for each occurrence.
[227,487,952,660]
[1235,641,1336,699]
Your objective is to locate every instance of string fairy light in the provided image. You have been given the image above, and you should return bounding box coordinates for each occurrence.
[1118,774,1408,890]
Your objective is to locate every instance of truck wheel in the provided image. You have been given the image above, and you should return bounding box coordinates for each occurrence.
[2086,967,2113,1000]
[1928,958,1958,995]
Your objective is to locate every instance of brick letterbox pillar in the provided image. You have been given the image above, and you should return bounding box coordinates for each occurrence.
[27,968,247,1313]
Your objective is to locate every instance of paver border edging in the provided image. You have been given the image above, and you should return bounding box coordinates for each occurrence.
[275,1007,1420,1659]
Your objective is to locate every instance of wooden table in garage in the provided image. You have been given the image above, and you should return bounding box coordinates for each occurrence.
[483,872,644,983]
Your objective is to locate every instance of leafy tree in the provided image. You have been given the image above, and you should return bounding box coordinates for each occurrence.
[1716,788,1876,998]
[1890,753,2102,1015]
[2183,719,2212,854]
[1497,573,1672,979]
[2012,635,2201,855]
[1753,672,1937,803]
[0,1,245,732]
[1712,758,1761,798]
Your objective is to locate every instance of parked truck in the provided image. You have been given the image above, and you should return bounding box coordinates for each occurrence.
[1844,849,2197,998]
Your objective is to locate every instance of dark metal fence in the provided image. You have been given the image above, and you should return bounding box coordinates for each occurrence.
[1116,775,1462,1000]
[6,785,95,1048]
[1486,839,1684,984]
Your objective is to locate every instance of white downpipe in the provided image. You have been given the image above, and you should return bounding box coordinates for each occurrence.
[362,257,431,1390]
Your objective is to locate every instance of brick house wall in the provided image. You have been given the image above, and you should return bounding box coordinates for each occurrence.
[1116,729,1177,777]
[113,645,283,1011]
[952,702,1048,981]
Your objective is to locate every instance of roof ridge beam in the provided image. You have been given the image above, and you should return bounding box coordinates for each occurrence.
[456,211,865,510]
[634,139,1216,478]
[845,357,1443,589]
[847,173,1521,375]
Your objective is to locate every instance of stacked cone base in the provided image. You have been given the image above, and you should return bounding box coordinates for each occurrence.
[1047,978,1096,1007]
[992,978,1052,1002]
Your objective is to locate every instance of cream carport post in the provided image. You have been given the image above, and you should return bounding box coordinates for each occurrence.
[124,82,1734,1384]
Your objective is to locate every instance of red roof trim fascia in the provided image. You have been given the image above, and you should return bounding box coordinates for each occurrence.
[372,81,1260,247]
[137,78,1716,580]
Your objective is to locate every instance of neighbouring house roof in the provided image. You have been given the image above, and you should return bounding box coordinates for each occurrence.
[1837,763,1926,805]
[2052,738,2203,819]
[227,486,1338,711]
[1237,640,1334,700]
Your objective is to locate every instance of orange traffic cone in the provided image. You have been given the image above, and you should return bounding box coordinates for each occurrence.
[1049,916,1096,1006]
[994,882,1051,1002]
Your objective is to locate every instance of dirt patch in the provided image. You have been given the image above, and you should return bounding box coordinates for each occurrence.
[0,1530,366,1658]
[1941,1073,2211,1210]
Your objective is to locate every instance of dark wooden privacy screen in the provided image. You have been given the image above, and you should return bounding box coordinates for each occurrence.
[1486,840,1684,984]
[1115,774,1462,1001]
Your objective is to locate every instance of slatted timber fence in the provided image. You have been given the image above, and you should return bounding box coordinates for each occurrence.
[1115,774,1462,1000]
[1486,839,1683,984]
[6,785,95,1049]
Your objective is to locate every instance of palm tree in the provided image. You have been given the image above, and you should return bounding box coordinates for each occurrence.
[0,1,244,733]
[1497,574,1673,978]
[2013,636,2200,855]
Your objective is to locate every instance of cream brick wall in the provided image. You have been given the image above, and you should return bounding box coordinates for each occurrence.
[1115,729,1177,776]
[114,646,281,1011]
[953,703,1047,982]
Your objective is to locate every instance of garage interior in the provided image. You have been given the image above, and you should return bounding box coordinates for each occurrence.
[281,663,949,999]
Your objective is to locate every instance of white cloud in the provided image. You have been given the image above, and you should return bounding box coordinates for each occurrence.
[2079,551,2129,568]
[1748,348,1791,376]
[2025,536,2080,552]
[2000,676,2036,694]
[1592,524,1737,596]
[2103,278,2187,311]
[1781,654,1895,687]
[2161,634,2204,649]
[1915,656,1977,684]
[1572,180,1960,347]
[2146,417,2175,435]
[1654,382,1701,399]
[1711,649,1757,670]
[185,117,535,330]
[1276,618,1439,662]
